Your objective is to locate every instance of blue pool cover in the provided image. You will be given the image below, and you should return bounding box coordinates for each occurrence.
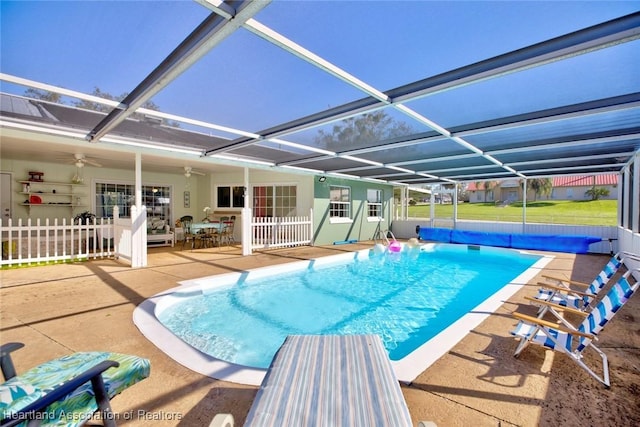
[417,227,601,254]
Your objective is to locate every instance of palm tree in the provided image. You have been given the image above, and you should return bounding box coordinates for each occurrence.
[527,178,553,201]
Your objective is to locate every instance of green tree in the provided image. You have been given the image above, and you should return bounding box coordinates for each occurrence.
[72,87,120,113]
[314,111,414,150]
[73,88,163,117]
[74,87,180,127]
[527,178,553,201]
[24,88,62,103]
[24,87,178,126]
[585,187,610,200]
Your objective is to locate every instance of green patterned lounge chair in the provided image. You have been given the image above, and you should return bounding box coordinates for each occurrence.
[0,343,150,426]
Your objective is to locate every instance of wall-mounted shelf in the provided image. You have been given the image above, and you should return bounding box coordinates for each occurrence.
[17,180,87,214]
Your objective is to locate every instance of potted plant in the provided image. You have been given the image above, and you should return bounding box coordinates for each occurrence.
[74,211,96,225]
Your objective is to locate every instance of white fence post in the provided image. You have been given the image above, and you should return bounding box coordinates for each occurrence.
[242,207,252,256]
[129,205,147,268]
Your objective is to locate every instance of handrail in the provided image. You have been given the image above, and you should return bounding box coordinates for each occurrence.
[373,229,396,246]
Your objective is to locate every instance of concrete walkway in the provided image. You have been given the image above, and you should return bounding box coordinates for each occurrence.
[1,243,639,426]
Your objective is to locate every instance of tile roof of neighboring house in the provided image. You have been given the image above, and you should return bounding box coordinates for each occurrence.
[466,174,617,191]
[552,175,618,187]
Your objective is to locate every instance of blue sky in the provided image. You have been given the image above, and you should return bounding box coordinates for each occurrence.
[1,1,639,137]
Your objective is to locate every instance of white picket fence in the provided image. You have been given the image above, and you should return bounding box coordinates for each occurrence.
[1,217,115,266]
[251,211,313,250]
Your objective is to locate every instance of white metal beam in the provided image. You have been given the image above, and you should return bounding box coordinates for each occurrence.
[87,0,270,142]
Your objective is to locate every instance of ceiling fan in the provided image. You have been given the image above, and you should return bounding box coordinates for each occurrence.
[68,153,102,168]
[183,166,205,178]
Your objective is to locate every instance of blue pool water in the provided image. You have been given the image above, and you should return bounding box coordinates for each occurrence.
[157,244,541,369]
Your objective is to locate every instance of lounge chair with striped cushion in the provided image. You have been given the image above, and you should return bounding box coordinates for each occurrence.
[532,251,638,312]
[244,334,413,427]
[511,269,639,387]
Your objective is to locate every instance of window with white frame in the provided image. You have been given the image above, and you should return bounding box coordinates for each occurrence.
[253,185,297,217]
[367,189,383,218]
[95,182,171,221]
[217,185,245,208]
[330,186,351,219]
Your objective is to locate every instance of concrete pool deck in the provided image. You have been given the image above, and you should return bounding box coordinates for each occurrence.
[1,242,639,426]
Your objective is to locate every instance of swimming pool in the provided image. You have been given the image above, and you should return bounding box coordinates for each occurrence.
[134,243,553,385]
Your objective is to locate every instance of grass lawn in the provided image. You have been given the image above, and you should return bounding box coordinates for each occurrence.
[407,200,617,226]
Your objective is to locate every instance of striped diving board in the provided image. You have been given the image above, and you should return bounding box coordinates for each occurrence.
[244,334,413,427]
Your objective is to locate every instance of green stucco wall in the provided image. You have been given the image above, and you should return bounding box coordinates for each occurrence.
[312,176,394,246]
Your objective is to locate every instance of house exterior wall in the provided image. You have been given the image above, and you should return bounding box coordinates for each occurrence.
[312,177,394,246]
[1,157,196,223]
[469,188,529,203]
[211,169,314,216]
[549,185,617,200]
[468,182,617,203]
[1,154,393,248]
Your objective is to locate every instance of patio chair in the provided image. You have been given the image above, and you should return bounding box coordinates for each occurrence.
[199,220,221,248]
[220,216,235,246]
[180,215,199,250]
[244,334,413,427]
[0,342,150,426]
[510,269,639,387]
[531,251,634,312]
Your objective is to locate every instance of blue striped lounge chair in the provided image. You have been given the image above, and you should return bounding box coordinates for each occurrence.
[511,269,639,387]
[532,251,635,312]
[244,334,413,427]
[0,343,150,427]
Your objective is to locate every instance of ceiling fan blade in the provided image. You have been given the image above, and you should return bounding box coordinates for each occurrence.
[184,166,205,176]
[84,159,102,167]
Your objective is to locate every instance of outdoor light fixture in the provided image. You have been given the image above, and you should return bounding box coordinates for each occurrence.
[318,176,327,182]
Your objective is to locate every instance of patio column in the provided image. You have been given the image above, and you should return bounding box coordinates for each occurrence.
[404,186,409,220]
[522,178,527,233]
[242,167,251,256]
[429,185,435,228]
[452,184,458,228]
[623,164,631,229]
[633,153,639,233]
[132,153,147,268]
[135,153,142,208]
